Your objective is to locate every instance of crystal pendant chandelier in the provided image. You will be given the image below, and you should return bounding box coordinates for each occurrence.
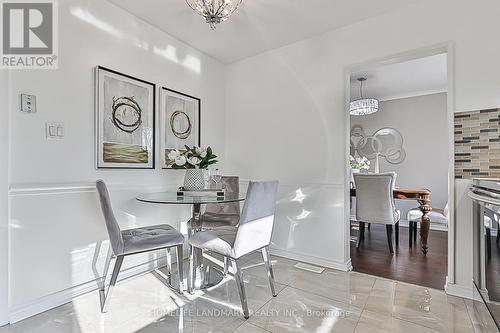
[350,77,379,116]
[185,0,243,30]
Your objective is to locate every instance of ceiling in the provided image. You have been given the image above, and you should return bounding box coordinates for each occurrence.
[350,53,448,102]
[109,0,420,64]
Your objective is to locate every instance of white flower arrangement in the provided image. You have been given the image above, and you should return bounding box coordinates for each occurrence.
[166,145,217,169]
[350,155,370,170]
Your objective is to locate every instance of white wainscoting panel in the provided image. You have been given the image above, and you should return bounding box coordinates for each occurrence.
[9,180,349,322]
[240,181,349,271]
[8,182,190,322]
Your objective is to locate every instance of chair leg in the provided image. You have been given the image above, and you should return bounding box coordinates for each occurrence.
[386,225,394,254]
[223,256,229,277]
[100,255,124,313]
[100,246,113,290]
[204,258,211,285]
[165,248,172,278]
[261,246,277,297]
[232,259,249,319]
[176,245,184,292]
[357,222,365,248]
[395,221,399,247]
[189,245,196,293]
[409,221,413,248]
[497,221,500,244]
[413,222,418,243]
[486,228,492,259]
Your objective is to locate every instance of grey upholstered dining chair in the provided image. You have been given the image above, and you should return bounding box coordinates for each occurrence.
[201,176,240,228]
[200,176,241,276]
[407,202,449,248]
[188,180,279,319]
[95,180,185,312]
[353,173,400,253]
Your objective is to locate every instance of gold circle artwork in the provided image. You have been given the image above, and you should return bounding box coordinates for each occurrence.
[111,96,142,133]
[170,110,192,139]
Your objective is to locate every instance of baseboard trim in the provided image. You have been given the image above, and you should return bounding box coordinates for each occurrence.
[269,247,351,272]
[445,282,474,299]
[9,260,161,324]
[9,280,98,324]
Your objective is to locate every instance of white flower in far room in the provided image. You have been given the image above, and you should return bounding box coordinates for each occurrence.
[350,155,370,170]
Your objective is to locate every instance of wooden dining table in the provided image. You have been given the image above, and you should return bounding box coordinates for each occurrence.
[350,187,432,254]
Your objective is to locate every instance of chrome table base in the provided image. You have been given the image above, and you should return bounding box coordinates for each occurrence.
[155,260,224,292]
[188,203,227,292]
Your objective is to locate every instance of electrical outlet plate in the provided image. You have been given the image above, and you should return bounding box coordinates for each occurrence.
[46,122,64,139]
[21,94,36,113]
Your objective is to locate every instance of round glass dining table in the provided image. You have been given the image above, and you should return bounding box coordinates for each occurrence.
[137,191,246,206]
[136,191,246,291]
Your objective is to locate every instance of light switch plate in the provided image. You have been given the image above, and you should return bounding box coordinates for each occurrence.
[21,94,36,113]
[46,122,64,139]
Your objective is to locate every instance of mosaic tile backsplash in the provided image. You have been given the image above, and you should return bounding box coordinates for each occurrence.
[455,108,500,179]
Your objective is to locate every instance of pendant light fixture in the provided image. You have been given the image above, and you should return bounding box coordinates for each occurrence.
[185,0,243,30]
[350,77,379,116]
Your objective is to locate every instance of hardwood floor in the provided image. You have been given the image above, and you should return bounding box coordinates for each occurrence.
[350,221,448,290]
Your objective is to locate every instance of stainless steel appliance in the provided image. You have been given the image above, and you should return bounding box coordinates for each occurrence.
[469,178,500,331]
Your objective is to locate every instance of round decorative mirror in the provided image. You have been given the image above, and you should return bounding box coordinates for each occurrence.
[357,136,382,159]
[350,126,406,165]
[373,128,404,157]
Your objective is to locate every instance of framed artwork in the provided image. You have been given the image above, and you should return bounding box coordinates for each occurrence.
[95,66,155,169]
[160,87,201,168]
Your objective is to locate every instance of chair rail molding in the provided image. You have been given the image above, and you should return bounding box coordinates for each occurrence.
[8,181,183,195]
[238,179,345,189]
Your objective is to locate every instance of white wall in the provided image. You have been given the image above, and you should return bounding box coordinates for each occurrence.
[225,0,500,296]
[6,0,226,322]
[7,0,499,321]
[0,69,10,325]
[453,179,473,294]
[351,93,449,223]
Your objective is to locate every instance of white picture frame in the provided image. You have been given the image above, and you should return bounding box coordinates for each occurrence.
[95,66,155,169]
[160,87,201,168]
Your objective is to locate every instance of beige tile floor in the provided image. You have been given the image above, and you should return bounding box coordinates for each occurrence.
[0,252,491,333]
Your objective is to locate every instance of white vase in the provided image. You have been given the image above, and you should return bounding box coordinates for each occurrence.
[350,168,360,184]
[184,169,205,191]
